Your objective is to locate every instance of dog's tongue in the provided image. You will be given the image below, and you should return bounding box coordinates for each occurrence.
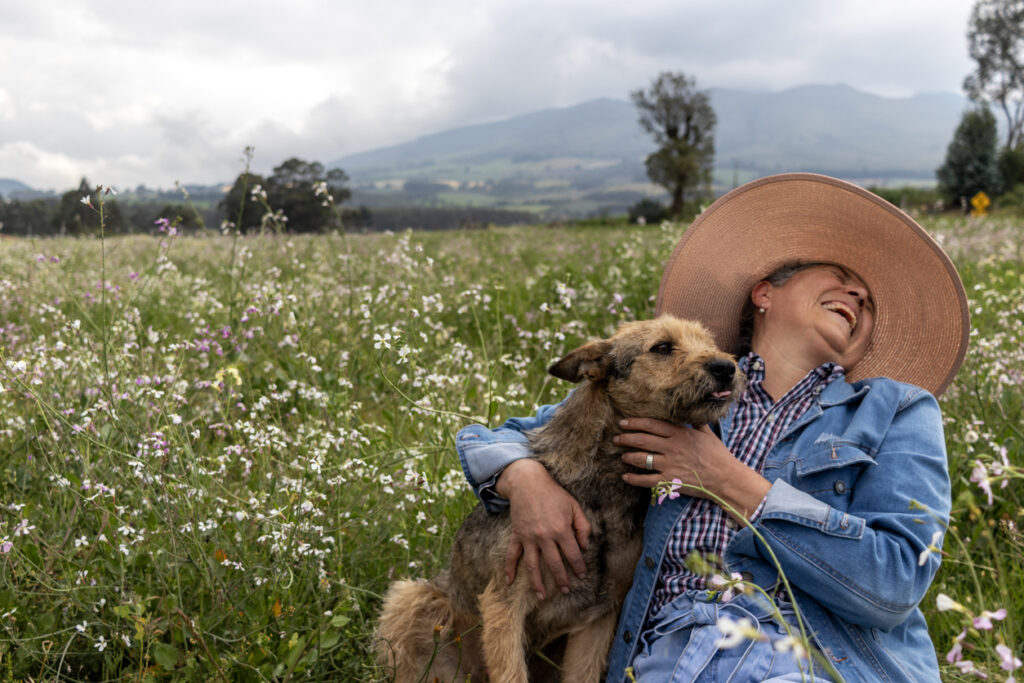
[712,391,732,399]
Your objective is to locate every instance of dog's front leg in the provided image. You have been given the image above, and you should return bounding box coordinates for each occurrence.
[478,577,534,683]
[560,610,618,683]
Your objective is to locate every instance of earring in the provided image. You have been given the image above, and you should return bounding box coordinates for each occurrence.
[758,306,766,314]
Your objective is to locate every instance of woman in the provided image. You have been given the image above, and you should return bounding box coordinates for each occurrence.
[456,174,970,682]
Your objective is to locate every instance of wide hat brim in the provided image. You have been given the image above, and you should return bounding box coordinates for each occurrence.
[655,173,970,396]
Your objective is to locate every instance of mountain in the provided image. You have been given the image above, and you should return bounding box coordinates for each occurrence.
[711,85,968,179]
[334,85,970,190]
[0,178,35,198]
[338,97,647,173]
[2,86,973,222]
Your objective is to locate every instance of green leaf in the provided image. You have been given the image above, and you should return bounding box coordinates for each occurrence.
[21,542,41,567]
[152,642,179,670]
[284,634,308,670]
[329,614,349,629]
[319,629,340,650]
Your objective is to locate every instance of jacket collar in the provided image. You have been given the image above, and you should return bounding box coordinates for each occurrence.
[818,376,870,407]
[713,375,870,437]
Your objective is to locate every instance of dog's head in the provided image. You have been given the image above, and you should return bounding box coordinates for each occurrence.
[548,315,745,426]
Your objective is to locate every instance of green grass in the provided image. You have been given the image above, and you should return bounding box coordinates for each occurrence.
[0,210,1021,681]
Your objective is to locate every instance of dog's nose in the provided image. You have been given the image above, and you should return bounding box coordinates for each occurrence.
[706,359,736,382]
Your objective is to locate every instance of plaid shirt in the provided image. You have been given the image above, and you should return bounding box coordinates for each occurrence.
[648,353,845,615]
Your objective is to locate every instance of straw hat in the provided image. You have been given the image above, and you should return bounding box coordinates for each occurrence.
[655,173,970,396]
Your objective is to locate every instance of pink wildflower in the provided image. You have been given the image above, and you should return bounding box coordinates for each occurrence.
[657,478,684,504]
[997,644,1022,672]
[973,608,1007,630]
[946,628,967,663]
[970,460,994,505]
[710,572,745,601]
[954,659,987,678]
[992,446,1012,490]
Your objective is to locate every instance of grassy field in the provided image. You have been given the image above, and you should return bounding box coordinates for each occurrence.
[0,210,1021,681]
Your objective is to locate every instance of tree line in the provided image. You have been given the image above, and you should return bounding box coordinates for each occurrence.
[0,157,536,236]
[0,158,355,236]
[937,0,1024,209]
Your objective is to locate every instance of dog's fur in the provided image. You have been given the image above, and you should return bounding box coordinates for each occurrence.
[375,315,744,683]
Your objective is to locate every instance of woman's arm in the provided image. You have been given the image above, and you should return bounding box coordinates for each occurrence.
[456,400,563,508]
[456,397,592,598]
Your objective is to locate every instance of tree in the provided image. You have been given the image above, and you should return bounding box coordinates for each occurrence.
[266,158,351,233]
[0,197,55,236]
[964,0,1024,149]
[998,143,1024,189]
[936,106,1002,206]
[53,178,125,235]
[218,158,351,233]
[627,197,669,225]
[631,72,716,216]
[219,172,267,233]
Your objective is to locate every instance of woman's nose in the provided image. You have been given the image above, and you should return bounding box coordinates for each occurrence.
[847,286,867,308]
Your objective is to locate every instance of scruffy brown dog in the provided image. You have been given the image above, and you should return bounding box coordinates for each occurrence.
[375,316,744,683]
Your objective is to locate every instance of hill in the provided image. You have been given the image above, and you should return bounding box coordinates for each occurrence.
[0,178,36,198]
[334,85,969,218]
[712,85,967,181]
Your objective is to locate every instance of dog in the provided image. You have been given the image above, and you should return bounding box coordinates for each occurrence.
[375,315,745,683]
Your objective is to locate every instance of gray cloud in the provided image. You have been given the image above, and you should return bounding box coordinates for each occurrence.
[0,0,976,191]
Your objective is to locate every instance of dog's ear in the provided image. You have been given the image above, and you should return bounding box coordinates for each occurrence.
[548,340,613,382]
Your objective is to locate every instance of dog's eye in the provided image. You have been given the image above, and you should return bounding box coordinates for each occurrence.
[649,342,674,355]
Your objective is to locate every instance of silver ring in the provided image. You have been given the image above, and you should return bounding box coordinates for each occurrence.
[645,453,654,470]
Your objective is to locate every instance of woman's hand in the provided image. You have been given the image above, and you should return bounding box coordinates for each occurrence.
[495,458,592,599]
[614,418,772,523]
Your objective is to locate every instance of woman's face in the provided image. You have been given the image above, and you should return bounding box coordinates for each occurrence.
[752,264,875,371]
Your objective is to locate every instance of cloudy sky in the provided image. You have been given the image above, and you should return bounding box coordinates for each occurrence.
[1,0,977,191]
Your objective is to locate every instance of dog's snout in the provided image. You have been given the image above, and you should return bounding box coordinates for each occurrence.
[706,358,736,382]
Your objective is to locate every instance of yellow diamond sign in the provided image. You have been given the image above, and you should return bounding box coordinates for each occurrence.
[970,191,990,216]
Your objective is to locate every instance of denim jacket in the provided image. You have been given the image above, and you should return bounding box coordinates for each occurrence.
[456,377,950,682]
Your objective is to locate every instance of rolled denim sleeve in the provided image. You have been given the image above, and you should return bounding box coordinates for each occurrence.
[456,400,564,513]
[726,388,951,631]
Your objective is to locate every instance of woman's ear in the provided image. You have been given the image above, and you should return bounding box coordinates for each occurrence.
[751,280,772,310]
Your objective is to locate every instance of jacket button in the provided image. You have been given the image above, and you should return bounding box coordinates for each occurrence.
[644,556,656,570]
[834,480,847,495]
[624,630,633,643]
